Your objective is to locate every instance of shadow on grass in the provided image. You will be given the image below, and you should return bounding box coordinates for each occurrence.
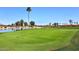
[0,33,3,34]
[53,31,79,51]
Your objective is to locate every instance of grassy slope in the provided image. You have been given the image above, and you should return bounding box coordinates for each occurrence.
[56,31,79,51]
[0,28,78,51]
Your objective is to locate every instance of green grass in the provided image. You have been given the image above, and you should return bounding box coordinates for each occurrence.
[0,28,78,51]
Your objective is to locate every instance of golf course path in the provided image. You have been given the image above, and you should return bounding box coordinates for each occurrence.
[54,31,79,51]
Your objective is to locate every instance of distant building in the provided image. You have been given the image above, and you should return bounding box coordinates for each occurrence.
[0,25,7,30]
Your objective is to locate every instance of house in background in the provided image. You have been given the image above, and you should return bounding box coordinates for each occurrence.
[0,24,32,30]
[0,25,8,30]
[0,25,16,30]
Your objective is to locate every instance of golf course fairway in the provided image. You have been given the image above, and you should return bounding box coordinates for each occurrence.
[0,28,78,51]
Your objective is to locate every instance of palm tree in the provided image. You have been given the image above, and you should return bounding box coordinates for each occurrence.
[24,22,28,26]
[15,21,20,26]
[53,23,59,27]
[11,23,14,26]
[26,7,32,26]
[69,19,73,25]
[20,19,24,26]
[30,21,35,27]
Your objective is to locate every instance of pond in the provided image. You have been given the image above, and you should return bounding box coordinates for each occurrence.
[0,29,14,32]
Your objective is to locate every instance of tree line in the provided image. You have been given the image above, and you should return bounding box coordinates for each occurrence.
[11,19,35,27]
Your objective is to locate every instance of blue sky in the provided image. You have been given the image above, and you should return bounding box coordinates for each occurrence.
[0,7,79,25]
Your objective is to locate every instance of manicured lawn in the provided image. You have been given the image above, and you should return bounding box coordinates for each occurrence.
[0,28,78,51]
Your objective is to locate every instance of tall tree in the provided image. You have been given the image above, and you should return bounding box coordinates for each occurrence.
[69,19,73,25]
[20,19,24,26]
[53,23,59,27]
[11,23,14,26]
[26,7,32,25]
[75,21,78,25]
[24,22,28,26]
[15,21,20,26]
[30,21,35,27]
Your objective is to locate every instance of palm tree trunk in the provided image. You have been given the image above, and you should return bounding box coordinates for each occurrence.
[28,12,30,26]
